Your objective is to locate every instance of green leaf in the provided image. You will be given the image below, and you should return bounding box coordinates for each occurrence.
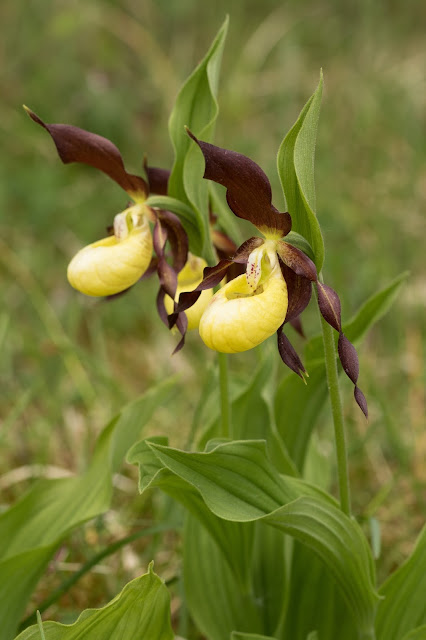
[0,379,176,640]
[305,271,409,365]
[132,440,378,636]
[231,633,278,639]
[183,515,264,640]
[168,17,228,259]
[14,564,173,640]
[275,273,408,473]
[277,72,324,270]
[376,526,426,640]
[401,626,426,640]
[282,542,357,640]
[145,194,203,255]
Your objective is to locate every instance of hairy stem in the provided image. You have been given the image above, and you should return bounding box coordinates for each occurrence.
[218,352,231,438]
[319,305,351,516]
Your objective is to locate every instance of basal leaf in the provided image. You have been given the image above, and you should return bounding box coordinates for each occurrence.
[132,440,378,636]
[376,526,426,640]
[168,17,228,259]
[282,542,358,640]
[0,379,176,640]
[14,564,173,640]
[184,515,263,640]
[277,73,324,270]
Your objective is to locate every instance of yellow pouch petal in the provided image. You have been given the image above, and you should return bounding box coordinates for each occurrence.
[199,268,288,353]
[67,219,152,297]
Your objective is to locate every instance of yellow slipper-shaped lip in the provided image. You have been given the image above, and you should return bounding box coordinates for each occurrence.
[67,220,153,297]
[199,267,288,353]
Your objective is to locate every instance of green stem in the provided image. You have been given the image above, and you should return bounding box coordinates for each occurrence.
[19,523,173,631]
[319,300,351,516]
[217,352,231,438]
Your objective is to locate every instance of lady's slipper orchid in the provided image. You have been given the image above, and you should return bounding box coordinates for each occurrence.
[173,131,368,416]
[25,107,188,305]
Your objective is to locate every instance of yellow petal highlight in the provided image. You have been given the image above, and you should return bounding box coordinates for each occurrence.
[199,268,288,353]
[164,254,213,330]
[67,219,152,297]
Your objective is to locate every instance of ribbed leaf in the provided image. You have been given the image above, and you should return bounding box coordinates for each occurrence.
[168,17,228,259]
[376,526,426,640]
[131,439,378,636]
[0,379,176,640]
[305,271,409,365]
[282,542,357,640]
[14,565,173,640]
[277,73,324,270]
[274,273,407,473]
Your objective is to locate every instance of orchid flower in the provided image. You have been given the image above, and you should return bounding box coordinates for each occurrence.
[173,131,367,416]
[25,107,188,308]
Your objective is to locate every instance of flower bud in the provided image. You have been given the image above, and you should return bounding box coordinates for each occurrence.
[67,214,152,297]
[165,254,213,330]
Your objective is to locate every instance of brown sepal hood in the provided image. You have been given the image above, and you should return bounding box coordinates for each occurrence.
[186,129,292,237]
[25,107,148,199]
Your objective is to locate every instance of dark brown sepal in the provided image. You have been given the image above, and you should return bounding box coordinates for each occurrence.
[153,221,177,299]
[157,209,188,273]
[156,287,169,327]
[186,130,292,237]
[280,262,312,322]
[317,282,342,332]
[143,158,170,196]
[25,108,148,198]
[289,315,306,338]
[232,237,264,264]
[172,312,188,354]
[277,241,317,281]
[337,332,359,385]
[354,386,368,418]
[277,325,307,380]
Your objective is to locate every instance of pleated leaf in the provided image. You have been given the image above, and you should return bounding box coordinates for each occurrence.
[376,526,426,640]
[168,17,228,259]
[131,439,379,636]
[14,564,173,640]
[277,73,324,270]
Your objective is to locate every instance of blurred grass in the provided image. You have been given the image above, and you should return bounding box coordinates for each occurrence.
[1,0,425,621]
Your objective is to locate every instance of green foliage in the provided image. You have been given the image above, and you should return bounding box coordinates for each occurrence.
[130,439,379,637]
[168,17,228,260]
[376,526,426,640]
[0,380,176,640]
[277,73,324,270]
[275,272,409,472]
[14,564,173,640]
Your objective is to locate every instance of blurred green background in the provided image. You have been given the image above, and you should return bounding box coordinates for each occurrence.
[1,0,425,622]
